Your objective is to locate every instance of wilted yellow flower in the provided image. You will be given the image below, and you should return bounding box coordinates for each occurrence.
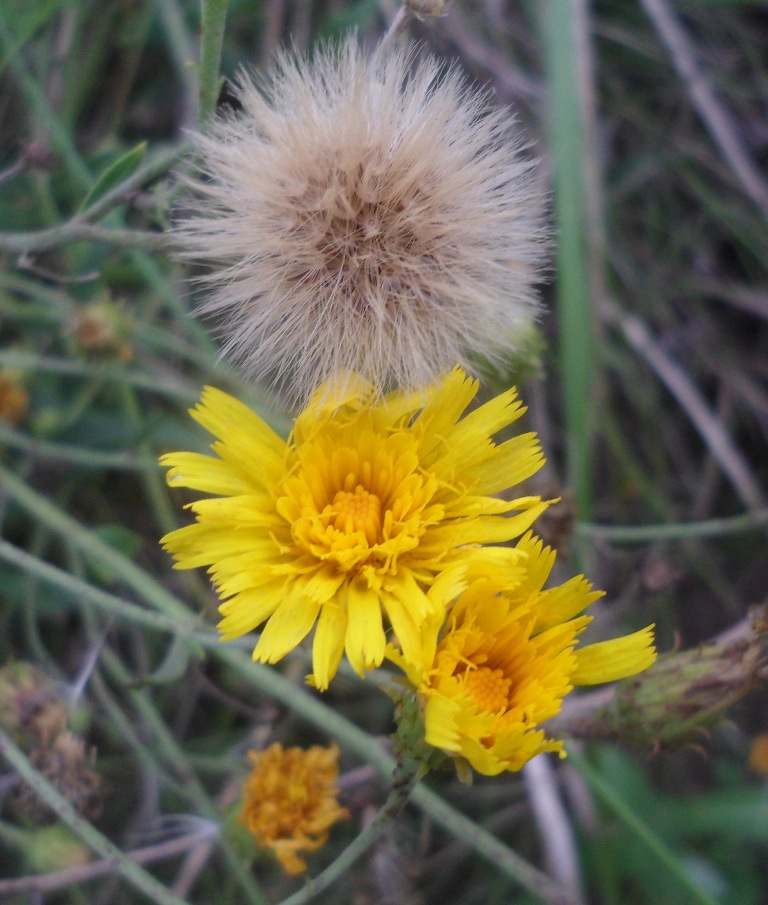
[388,533,657,776]
[240,742,348,874]
[0,370,29,425]
[176,36,547,403]
[161,367,547,689]
[749,735,768,775]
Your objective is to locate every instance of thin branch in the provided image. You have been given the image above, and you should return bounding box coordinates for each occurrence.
[0,225,173,253]
[640,0,768,218]
[0,831,218,896]
[0,143,187,254]
[278,759,420,905]
[379,5,413,53]
[602,298,765,510]
[155,0,199,128]
[524,756,585,904]
[576,507,768,543]
[199,0,230,123]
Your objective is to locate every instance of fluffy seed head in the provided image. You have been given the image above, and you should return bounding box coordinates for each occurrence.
[177,36,548,403]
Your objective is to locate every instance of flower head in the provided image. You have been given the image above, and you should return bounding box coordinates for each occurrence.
[160,367,547,689]
[177,36,547,403]
[240,742,348,874]
[388,533,657,776]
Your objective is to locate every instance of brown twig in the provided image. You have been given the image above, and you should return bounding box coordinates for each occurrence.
[0,831,217,897]
[640,0,768,218]
[601,298,765,510]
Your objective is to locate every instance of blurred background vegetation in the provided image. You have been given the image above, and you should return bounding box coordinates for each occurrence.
[0,1,767,903]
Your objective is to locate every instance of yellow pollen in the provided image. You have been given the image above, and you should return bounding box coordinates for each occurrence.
[331,484,381,546]
[464,667,512,714]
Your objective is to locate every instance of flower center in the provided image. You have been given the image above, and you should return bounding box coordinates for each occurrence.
[330,484,382,546]
[464,667,512,714]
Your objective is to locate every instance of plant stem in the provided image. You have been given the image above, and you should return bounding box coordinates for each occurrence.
[278,757,420,905]
[541,0,597,522]
[199,0,230,123]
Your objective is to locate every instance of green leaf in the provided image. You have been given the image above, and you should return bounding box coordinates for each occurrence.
[78,141,147,213]
[0,0,75,78]
[132,633,203,687]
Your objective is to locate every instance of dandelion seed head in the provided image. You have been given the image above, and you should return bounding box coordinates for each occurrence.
[177,37,548,403]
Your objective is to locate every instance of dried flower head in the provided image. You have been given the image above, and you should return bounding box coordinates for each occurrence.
[749,735,768,775]
[240,742,348,874]
[160,368,547,690]
[13,731,104,824]
[177,36,547,403]
[0,370,29,425]
[405,0,447,19]
[0,662,67,747]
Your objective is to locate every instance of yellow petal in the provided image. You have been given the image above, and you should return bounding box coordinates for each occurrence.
[253,592,322,664]
[344,578,385,676]
[464,433,544,495]
[193,386,285,460]
[161,452,252,495]
[312,598,348,691]
[423,694,463,752]
[379,590,422,668]
[572,625,657,685]
[217,583,285,639]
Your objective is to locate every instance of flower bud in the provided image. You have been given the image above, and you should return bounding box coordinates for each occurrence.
[562,608,768,749]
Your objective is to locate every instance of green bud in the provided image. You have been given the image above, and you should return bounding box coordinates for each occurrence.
[24,825,91,873]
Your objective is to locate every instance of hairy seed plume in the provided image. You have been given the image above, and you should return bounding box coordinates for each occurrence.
[176,36,548,404]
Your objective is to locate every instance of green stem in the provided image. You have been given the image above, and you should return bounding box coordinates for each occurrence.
[0,422,159,471]
[0,226,173,253]
[0,143,188,252]
[279,758,420,905]
[97,645,269,905]
[541,0,596,521]
[576,508,768,543]
[0,350,201,405]
[199,0,230,123]
[0,464,191,624]
[413,782,579,905]
[0,727,192,905]
[156,0,199,123]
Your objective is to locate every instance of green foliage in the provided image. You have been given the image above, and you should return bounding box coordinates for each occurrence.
[578,746,768,905]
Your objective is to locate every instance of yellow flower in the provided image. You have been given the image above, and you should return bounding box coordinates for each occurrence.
[240,743,348,874]
[160,367,548,689]
[388,533,657,776]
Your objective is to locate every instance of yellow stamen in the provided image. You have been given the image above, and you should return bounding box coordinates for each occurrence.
[330,484,381,546]
[464,667,512,714]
